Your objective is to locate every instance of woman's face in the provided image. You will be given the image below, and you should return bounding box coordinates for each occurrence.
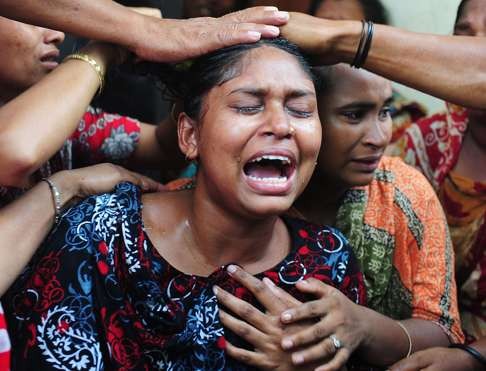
[187,46,321,218]
[454,0,486,37]
[315,0,365,21]
[454,0,486,126]
[0,17,64,100]
[317,65,392,188]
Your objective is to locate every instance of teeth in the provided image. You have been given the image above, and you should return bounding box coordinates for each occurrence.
[248,175,288,183]
[250,155,291,165]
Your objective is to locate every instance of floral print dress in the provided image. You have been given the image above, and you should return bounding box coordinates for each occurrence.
[3,183,365,370]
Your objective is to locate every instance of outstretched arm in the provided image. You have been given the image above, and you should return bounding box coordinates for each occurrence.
[0,2,288,62]
[0,163,163,296]
[281,13,486,109]
[0,42,120,187]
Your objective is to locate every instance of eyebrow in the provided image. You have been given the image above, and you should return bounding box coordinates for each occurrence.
[228,88,315,99]
[338,96,394,109]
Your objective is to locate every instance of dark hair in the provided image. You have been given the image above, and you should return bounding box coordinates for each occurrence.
[308,0,389,25]
[138,38,318,119]
[455,0,469,25]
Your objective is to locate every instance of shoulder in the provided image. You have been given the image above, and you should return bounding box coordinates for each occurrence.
[375,156,437,201]
[59,182,142,238]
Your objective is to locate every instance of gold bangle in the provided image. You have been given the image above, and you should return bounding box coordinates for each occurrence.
[64,53,105,93]
[396,321,413,357]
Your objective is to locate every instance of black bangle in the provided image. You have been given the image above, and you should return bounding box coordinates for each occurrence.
[351,21,374,69]
[449,343,486,367]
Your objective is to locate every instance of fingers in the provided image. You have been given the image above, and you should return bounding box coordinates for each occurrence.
[281,313,334,350]
[226,265,288,313]
[280,279,334,323]
[213,285,270,332]
[288,337,349,369]
[222,6,289,26]
[262,277,302,307]
[214,22,280,47]
[314,348,351,371]
[219,309,267,348]
[225,340,274,369]
[119,169,165,192]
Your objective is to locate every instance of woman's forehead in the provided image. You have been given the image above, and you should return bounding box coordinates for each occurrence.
[218,47,315,92]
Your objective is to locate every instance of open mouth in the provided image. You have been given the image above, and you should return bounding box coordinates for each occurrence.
[243,153,296,194]
[40,51,60,69]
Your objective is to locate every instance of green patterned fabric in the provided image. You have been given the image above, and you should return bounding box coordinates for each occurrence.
[335,183,415,319]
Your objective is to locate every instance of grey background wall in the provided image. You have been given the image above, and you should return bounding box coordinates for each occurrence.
[382,0,462,113]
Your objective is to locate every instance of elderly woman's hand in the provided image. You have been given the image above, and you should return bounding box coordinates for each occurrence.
[280,12,361,65]
[131,6,289,62]
[278,278,369,371]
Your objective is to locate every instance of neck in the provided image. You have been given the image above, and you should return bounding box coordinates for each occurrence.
[455,121,486,181]
[187,184,288,273]
[294,169,347,226]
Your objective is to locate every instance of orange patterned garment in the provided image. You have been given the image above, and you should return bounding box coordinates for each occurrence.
[389,104,486,341]
[334,157,463,343]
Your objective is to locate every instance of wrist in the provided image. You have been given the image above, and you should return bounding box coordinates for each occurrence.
[49,171,79,207]
[327,20,363,64]
[80,42,121,71]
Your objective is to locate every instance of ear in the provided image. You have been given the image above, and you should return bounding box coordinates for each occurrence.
[178,112,199,160]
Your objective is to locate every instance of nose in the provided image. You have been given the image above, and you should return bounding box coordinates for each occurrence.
[363,120,390,149]
[43,28,65,46]
[262,105,294,139]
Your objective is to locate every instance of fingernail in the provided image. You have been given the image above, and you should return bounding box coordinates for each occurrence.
[299,280,309,286]
[292,353,304,365]
[227,265,238,274]
[282,338,293,349]
[212,286,219,295]
[281,311,292,322]
[246,31,261,41]
[276,11,289,20]
[265,25,280,36]
[264,6,278,11]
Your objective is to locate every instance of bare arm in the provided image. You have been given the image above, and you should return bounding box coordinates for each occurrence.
[0,2,288,62]
[0,163,163,296]
[390,337,486,371]
[281,13,486,109]
[0,43,119,187]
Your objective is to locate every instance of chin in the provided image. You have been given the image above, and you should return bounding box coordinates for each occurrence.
[345,173,376,188]
[241,195,294,219]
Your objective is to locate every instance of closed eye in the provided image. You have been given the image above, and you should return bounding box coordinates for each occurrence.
[234,106,264,114]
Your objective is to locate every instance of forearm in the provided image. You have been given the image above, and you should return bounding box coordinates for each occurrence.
[0,44,116,187]
[358,307,449,366]
[0,171,77,295]
[0,0,142,48]
[332,22,486,109]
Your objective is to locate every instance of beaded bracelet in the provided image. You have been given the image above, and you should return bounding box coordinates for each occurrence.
[449,343,486,367]
[43,178,62,224]
[64,53,105,93]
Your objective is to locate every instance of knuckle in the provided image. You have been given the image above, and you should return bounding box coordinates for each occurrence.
[308,302,320,316]
[252,280,265,294]
[313,325,326,339]
[236,325,250,337]
[240,303,255,318]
